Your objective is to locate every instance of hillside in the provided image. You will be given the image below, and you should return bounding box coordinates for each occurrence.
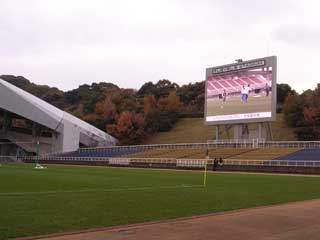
[1,75,300,144]
[143,114,296,144]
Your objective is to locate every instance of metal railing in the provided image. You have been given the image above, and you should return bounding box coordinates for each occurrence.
[22,156,320,169]
[0,155,19,162]
[221,159,320,168]
[41,140,320,158]
[77,141,320,153]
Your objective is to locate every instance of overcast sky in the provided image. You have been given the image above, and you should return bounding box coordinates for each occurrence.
[1,0,319,92]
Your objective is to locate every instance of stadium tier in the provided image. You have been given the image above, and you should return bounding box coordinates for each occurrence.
[48,146,318,162]
[122,147,298,160]
[229,148,302,160]
[57,148,143,158]
[123,149,176,158]
[149,148,205,159]
[124,148,210,159]
[184,148,255,159]
[277,148,320,161]
[29,144,320,174]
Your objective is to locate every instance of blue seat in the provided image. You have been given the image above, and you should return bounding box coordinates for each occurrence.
[277,148,320,161]
[55,148,144,159]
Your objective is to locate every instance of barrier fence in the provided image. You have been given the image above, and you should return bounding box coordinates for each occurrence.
[73,141,320,156]
[0,155,19,162]
[1,140,320,158]
[22,156,320,169]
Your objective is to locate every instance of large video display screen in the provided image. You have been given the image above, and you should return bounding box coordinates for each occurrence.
[205,56,277,125]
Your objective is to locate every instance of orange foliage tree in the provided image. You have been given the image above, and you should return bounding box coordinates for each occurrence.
[84,98,116,121]
[143,95,157,114]
[107,111,145,144]
[158,91,182,112]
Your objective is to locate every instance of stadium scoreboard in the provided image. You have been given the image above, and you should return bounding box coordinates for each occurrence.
[205,56,277,125]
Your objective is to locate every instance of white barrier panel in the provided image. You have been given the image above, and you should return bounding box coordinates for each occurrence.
[176,159,205,168]
[108,158,130,165]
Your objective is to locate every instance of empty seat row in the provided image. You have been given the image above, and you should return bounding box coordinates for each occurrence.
[277,148,320,161]
[56,148,143,158]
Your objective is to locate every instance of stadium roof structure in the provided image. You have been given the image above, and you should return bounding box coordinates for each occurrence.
[0,79,117,153]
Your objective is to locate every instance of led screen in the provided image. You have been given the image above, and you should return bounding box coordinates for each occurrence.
[205,56,276,125]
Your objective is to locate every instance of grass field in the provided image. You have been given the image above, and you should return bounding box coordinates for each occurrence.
[1,164,320,239]
[206,95,271,116]
[144,114,296,144]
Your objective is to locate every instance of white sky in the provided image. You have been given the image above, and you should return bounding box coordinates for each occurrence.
[1,0,319,92]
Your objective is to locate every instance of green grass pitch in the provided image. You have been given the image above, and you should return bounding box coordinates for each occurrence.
[206,94,272,116]
[1,163,320,239]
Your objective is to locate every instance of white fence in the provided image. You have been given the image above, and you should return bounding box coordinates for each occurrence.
[0,155,20,162]
[22,156,320,169]
[77,141,320,153]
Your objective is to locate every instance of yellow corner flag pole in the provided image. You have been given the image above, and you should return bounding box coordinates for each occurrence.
[203,156,208,187]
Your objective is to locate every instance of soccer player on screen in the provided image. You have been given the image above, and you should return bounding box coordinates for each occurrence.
[244,84,251,102]
[241,85,246,102]
[265,83,270,97]
[222,90,227,102]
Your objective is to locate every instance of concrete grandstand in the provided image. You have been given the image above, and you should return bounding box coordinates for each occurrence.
[0,79,117,156]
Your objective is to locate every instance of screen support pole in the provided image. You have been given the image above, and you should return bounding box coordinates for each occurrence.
[259,122,273,141]
[258,123,263,140]
[215,125,220,140]
[268,122,273,140]
[213,122,273,142]
[234,124,249,140]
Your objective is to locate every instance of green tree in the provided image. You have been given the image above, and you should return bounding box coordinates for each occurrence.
[283,93,304,128]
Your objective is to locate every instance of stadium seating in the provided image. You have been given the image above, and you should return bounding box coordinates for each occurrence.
[123,149,175,158]
[124,148,205,159]
[125,148,256,159]
[186,148,253,159]
[229,148,302,160]
[208,148,253,159]
[52,147,311,162]
[159,148,204,159]
[57,148,143,158]
[277,148,320,161]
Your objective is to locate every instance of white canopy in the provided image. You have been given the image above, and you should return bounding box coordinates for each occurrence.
[0,79,117,152]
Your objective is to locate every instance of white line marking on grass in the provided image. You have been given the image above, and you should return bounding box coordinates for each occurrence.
[0,184,204,196]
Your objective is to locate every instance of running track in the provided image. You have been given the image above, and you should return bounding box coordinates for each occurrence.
[21,199,320,240]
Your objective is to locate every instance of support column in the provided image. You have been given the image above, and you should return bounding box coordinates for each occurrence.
[3,111,9,133]
[258,123,263,140]
[0,144,3,156]
[32,122,36,138]
[215,125,220,141]
[233,125,241,140]
[225,125,232,139]
[268,122,273,141]
[234,124,250,140]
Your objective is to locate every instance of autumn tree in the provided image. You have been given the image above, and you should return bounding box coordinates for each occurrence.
[143,95,160,133]
[283,93,304,128]
[158,91,182,112]
[143,95,157,114]
[84,97,117,130]
[155,91,181,131]
[94,98,117,121]
[137,79,179,99]
[177,81,205,113]
[283,84,320,140]
[107,112,146,144]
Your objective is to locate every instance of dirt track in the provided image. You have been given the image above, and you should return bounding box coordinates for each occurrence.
[23,199,320,240]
